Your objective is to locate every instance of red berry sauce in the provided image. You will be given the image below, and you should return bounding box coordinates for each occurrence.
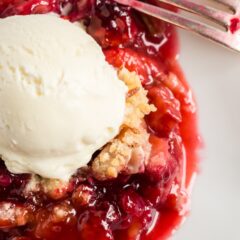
[230,17,240,34]
[0,0,200,239]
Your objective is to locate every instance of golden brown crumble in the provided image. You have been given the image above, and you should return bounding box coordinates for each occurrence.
[0,202,30,228]
[118,68,156,129]
[23,175,70,200]
[91,68,156,180]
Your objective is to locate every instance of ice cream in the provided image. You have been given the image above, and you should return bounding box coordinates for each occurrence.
[0,14,127,180]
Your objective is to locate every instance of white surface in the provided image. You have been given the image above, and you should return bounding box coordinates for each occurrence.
[0,15,126,180]
[175,30,240,240]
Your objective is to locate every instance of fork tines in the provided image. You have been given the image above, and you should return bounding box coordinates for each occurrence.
[115,0,240,52]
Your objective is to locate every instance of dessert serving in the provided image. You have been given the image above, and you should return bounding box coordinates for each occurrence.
[0,0,200,239]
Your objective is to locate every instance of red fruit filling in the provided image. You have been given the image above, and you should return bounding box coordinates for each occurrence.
[0,0,200,239]
[230,17,240,34]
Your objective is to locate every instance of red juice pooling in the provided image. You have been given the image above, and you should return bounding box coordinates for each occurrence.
[0,0,200,239]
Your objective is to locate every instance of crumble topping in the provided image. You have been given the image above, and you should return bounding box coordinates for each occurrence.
[0,202,30,228]
[23,175,71,200]
[41,178,70,200]
[119,68,156,129]
[91,68,156,180]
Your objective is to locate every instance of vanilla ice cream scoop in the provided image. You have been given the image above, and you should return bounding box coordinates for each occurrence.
[0,15,127,180]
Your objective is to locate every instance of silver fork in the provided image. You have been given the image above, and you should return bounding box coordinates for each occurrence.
[115,0,240,52]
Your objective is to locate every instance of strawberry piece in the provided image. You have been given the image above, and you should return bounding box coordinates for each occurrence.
[146,84,182,137]
[72,184,95,208]
[119,189,146,218]
[87,0,139,48]
[0,0,56,17]
[33,201,77,239]
[0,0,93,20]
[104,48,165,85]
[142,135,180,204]
[146,135,179,181]
[77,210,114,240]
[147,136,170,173]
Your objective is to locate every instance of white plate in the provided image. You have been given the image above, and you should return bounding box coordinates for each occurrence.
[174,30,240,239]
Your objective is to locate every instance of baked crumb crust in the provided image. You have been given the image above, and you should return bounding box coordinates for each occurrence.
[91,68,156,180]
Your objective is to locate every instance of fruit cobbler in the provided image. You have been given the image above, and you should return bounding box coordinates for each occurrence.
[0,0,200,240]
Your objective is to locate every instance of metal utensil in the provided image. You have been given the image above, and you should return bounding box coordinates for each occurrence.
[115,0,240,52]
